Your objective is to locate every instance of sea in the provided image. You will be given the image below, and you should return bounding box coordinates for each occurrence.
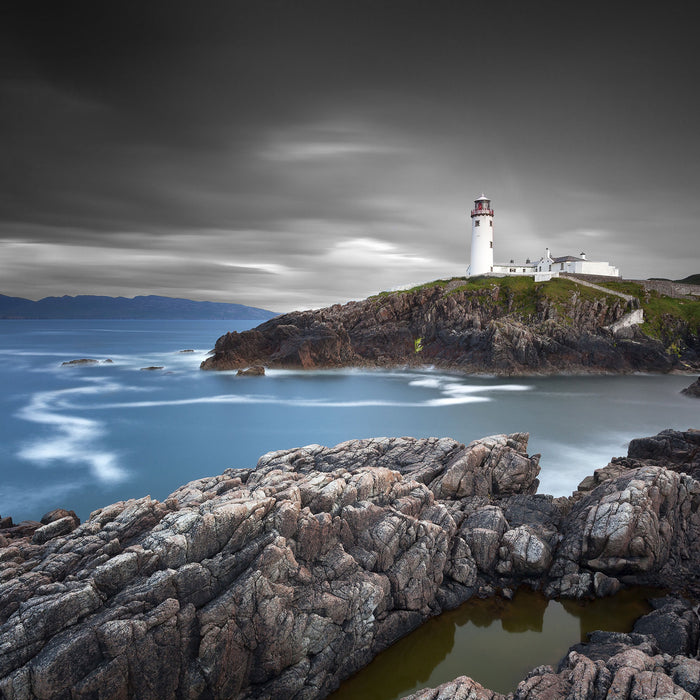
[1,318,698,696]
[0,319,697,525]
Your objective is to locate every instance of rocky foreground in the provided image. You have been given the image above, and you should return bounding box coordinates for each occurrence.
[1,429,700,699]
[201,277,700,374]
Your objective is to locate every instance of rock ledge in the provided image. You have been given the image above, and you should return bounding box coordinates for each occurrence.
[1,430,700,699]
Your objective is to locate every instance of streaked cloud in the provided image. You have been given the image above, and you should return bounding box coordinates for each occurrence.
[262,141,393,162]
[0,1,697,310]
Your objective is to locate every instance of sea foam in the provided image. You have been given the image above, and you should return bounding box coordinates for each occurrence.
[16,378,128,483]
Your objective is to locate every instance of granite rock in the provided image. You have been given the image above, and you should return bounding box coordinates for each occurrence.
[2,429,700,699]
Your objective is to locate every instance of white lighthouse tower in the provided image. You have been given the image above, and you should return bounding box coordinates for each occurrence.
[468,193,494,276]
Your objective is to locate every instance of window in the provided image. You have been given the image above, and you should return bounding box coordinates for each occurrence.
[490,241,493,248]
[489,221,493,227]
[509,268,516,273]
[474,220,480,227]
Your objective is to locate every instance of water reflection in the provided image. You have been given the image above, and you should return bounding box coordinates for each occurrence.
[329,587,661,699]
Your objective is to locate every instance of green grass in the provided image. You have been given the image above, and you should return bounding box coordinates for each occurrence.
[369,278,454,300]
[639,292,700,338]
[581,281,700,339]
[446,276,619,321]
[559,279,699,339]
[446,275,534,295]
[369,276,699,342]
[590,280,647,297]
[402,278,453,294]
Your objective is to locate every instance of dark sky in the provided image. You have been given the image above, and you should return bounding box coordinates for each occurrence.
[1,1,698,311]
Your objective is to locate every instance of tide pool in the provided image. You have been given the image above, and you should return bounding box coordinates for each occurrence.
[0,319,696,522]
[329,587,660,698]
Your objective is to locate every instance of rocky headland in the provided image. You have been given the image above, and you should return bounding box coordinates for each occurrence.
[2,428,700,698]
[201,276,700,375]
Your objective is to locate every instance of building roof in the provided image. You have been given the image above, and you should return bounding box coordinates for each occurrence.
[475,193,489,200]
[552,255,584,263]
[494,261,537,268]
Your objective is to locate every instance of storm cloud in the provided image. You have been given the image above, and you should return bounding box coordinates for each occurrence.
[1,1,698,311]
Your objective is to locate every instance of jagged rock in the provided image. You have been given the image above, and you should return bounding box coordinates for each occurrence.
[627,428,700,479]
[200,279,697,373]
[632,597,699,656]
[61,358,99,366]
[40,509,79,528]
[499,526,552,576]
[575,462,630,496]
[573,429,700,499]
[0,519,41,541]
[1,429,700,699]
[402,675,505,699]
[0,433,540,699]
[32,517,79,544]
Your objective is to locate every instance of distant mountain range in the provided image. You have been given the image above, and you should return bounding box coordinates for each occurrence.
[0,294,278,320]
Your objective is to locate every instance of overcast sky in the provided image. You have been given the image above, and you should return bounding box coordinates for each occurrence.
[1,1,698,312]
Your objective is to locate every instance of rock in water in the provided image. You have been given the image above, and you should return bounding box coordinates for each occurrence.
[236,365,265,376]
[681,377,700,397]
[1,430,700,699]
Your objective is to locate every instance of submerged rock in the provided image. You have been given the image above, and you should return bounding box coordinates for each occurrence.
[681,377,700,397]
[236,365,265,376]
[1,429,700,699]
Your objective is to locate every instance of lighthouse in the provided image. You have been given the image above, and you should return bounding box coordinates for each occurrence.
[468,193,494,276]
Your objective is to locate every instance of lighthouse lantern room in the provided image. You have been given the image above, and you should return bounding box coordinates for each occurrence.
[468,193,494,277]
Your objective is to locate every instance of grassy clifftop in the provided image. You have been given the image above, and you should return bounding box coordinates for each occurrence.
[585,279,700,339]
[373,275,699,338]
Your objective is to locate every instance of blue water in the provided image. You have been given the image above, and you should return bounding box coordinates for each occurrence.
[0,319,697,522]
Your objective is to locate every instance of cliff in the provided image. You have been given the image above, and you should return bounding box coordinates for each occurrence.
[1,429,700,699]
[200,277,700,374]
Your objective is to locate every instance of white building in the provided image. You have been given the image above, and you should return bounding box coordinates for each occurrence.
[468,194,494,276]
[467,195,620,280]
